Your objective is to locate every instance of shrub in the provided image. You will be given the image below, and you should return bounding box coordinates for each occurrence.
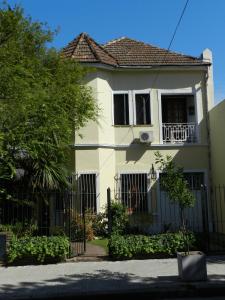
[109,201,129,235]
[108,232,196,259]
[7,235,70,264]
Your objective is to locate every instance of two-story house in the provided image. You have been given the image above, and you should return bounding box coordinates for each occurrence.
[62,33,214,232]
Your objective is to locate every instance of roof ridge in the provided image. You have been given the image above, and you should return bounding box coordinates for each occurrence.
[71,32,84,57]
[90,38,118,64]
[104,36,127,46]
[85,35,101,62]
[81,33,118,65]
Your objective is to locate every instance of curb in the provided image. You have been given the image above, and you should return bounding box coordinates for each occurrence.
[3,282,225,300]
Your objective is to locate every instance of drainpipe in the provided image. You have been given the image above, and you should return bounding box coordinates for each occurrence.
[202,49,214,229]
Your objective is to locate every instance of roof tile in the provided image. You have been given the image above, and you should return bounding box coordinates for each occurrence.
[62,33,208,67]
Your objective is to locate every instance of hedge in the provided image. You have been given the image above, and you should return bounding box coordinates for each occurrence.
[7,235,70,264]
[108,232,196,259]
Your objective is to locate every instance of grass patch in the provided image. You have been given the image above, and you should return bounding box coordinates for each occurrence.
[88,238,108,253]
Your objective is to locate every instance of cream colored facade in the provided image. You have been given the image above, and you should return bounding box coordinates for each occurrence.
[210,99,225,185]
[72,49,214,218]
[208,100,225,234]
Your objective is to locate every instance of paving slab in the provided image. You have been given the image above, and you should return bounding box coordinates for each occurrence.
[0,256,225,299]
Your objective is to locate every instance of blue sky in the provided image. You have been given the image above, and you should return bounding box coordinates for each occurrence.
[6,0,225,104]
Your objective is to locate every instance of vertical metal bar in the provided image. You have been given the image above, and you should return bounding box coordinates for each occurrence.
[219,185,223,236]
[107,188,112,237]
[201,184,209,252]
[143,96,146,124]
[82,199,86,253]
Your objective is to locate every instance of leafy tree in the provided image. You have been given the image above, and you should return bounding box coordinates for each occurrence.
[155,151,196,254]
[0,2,97,197]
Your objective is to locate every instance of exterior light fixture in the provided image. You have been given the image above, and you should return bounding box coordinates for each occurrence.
[150,164,157,180]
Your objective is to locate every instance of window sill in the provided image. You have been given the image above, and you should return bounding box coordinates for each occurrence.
[113,124,154,127]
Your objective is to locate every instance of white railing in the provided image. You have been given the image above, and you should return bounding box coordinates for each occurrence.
[162,123,196,144]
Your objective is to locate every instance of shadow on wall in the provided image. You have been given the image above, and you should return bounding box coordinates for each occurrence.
[125,139,147,162]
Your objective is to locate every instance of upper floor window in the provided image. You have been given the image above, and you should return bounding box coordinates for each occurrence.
[114,93,129,125]
[113,91,151,126]
[135,94,151,125]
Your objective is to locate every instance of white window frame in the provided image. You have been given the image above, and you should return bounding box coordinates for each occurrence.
[158,88,200,144]
[112,91,131,126]
[112,90,152,126]
[133,89,152,125]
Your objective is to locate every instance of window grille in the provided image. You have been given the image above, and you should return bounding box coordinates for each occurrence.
[78,173,97,213]
[117,173,148,213]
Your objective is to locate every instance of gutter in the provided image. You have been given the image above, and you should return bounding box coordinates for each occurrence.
[80,62,210,71]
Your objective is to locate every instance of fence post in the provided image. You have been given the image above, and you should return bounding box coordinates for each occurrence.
[107,187,112,237]
[82,201,86,253]
[201,184,210,253]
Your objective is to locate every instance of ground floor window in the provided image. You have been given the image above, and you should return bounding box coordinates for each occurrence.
[158,171,205,232]
[159,172,204,191]
[78,173,97,213]
[119,173,148,213]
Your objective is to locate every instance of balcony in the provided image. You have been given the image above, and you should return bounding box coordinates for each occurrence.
[162,123,197,144]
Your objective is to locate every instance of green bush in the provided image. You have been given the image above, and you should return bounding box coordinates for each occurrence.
[109,201,129,235]
[108,232,196,259]
[7,235,70,264]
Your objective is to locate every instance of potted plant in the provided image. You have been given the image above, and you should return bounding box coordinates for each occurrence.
[155,151,207,281]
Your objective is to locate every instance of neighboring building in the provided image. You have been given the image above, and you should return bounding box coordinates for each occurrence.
[62,33,214,232]
[209,99,225,235]
[210,99,225,185]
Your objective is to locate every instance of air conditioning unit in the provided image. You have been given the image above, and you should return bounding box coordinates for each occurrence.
[139,131,154,143]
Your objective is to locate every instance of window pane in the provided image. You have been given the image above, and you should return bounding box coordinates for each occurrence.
[135,94,151,125]
[114,94,129,125]
[160,172,204,191]
[183,172,204,190]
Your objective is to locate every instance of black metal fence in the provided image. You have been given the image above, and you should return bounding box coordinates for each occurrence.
[0,189,86,257]
[208,185,225,252]
[2,182,225,256]
[112,182,225,253]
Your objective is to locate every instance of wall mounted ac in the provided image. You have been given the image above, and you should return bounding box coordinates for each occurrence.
[139,131,154,143]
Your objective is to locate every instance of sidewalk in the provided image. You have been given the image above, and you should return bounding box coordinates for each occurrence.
[0,256,225,300]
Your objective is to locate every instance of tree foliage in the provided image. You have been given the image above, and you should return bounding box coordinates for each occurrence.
[155,151,195,208]
[155,151,196,254]
[0,2,97,195]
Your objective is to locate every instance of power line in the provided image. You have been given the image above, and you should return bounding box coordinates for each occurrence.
[167,0,190,52]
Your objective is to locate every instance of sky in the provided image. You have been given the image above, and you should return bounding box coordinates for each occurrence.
[6,0,225,104]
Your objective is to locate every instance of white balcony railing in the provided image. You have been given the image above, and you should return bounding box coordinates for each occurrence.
[162,123,197,144]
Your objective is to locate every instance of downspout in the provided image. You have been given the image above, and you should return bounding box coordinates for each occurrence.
[202,49,214,232]
[204,68,213,195]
